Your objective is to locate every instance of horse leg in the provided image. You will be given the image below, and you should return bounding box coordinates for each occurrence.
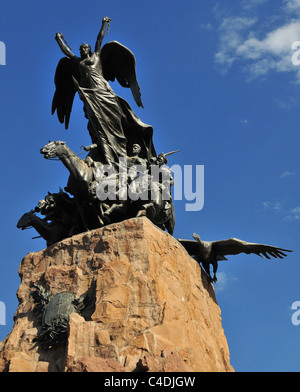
[136,202,157,220]
[103,201,129,223]
[75,199,90,231]
[164,219,174,235]
[32,218,68,246]
[136,187,163,221]
[164,203,175,235]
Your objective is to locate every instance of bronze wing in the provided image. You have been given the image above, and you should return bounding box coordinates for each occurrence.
[211,238,292,259]
[51,57,80,129]
[100,40,144,108]
[177,237,292,260]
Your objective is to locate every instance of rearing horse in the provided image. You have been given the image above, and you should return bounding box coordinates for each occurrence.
[40,141,105,229]
[40,141,99,196]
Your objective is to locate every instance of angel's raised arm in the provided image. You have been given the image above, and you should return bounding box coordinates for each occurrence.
[55,33,79,60]
[95,17,111,53]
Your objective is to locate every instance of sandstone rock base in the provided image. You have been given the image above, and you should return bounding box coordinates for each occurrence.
[0,218,233,372]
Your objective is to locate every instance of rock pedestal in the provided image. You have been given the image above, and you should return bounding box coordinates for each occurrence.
[0,218,233,372]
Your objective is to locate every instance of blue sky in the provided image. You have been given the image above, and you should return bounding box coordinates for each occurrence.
[0,0,300,372]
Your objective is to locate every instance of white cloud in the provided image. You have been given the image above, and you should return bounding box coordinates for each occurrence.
[262,201,271,208]
[285,0,300,11]
[215,16,257,69]
[276,96,298,109]
[285,206,300,220]
[240,119,249,125]
[262,201,300,220]
[241,0,269,10]
[214,272,236,292]
[200,23,213,31]
[262,201,282,211]
[214,274,227,292]
[214,1,300,81]
[280,170,296,177]
[290,207,300,219]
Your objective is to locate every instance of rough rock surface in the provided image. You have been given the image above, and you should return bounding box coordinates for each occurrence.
[0,217,233,372]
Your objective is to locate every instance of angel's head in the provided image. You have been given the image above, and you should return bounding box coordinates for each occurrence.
[79,43,92,58]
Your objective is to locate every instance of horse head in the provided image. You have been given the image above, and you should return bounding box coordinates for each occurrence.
[17,212,35,230]
[40,141,66,159]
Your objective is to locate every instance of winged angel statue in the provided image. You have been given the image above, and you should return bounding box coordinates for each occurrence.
[52,16,156,165]
[17,16,175,241]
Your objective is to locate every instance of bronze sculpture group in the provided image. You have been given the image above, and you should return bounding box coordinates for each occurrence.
[17,16,292,286]
[18,17,176,246]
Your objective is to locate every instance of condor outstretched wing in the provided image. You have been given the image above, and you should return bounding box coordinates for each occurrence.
[177,237,292,260]
[101,41,144,108]
[211,238,292,259]
[51,57,80,129]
